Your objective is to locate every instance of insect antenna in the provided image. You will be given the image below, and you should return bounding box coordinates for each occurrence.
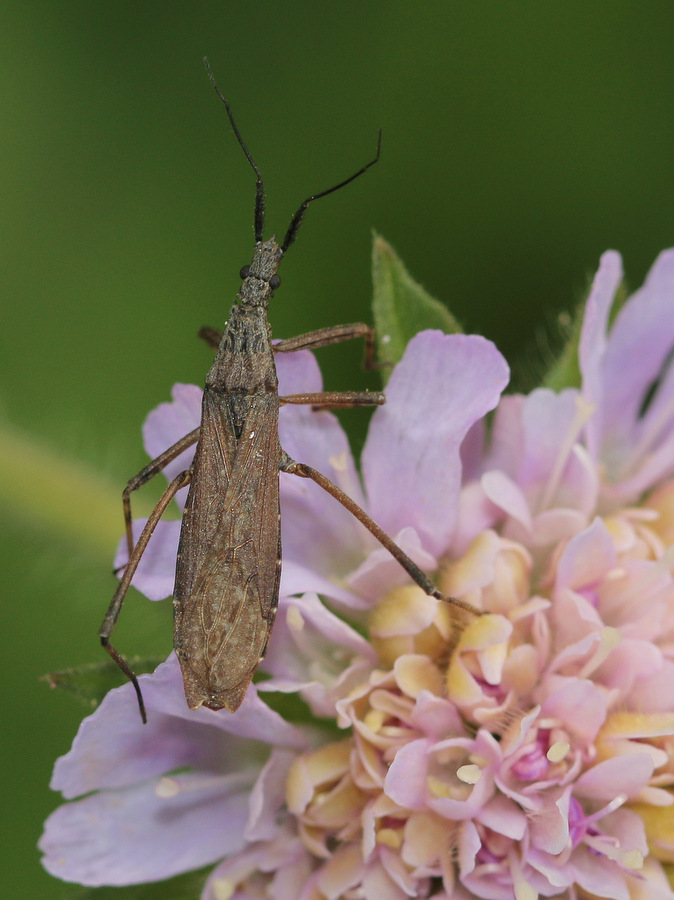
[204,57,266,243]
[281,129,382,253]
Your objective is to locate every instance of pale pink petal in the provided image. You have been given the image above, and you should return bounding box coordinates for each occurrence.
[519,388,594,513]
[459,418,486,483]
[262,592,376,703]
[143,382,202,490]
[348,527,438,601]
[363,331,509,558]
[379,841,419,893]
[113,517,180,601]
[596,250,674,497]
[51,655,305,800]
[316,843,362,898]
[246,749,297,841]
[558,443,600,519]
[612,431,674,502]
[528,508,588,547]
[552,588,603,650]
[275,345,323,396]
[629,659,674,711]
[575,754,654,799]
[384,738,432,809]
[40,773,250,886]
[485,394,526,477]
[429,789,491,823]
[409,691,465,739]
[456,819,481,877]
[451,481,502,556]
[481,470,531,530]
[603,808,649,857]
[596,638,662,696]
[570,844,630,899]
[527,788,571,855]
[525,846,575,891]
[476,794,526,840]
[555,516,617,593]
[202,830,312,900]
[539,678,607,744]
[279,559,365,608]
[579,250,624,458]
[277,348,370,575]
[362,855,408,900]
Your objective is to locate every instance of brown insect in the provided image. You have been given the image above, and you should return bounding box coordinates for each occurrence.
[100,60,477,722]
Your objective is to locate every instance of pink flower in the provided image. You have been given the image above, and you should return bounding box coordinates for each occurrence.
[41,250,674,898]
[39,655,307,886]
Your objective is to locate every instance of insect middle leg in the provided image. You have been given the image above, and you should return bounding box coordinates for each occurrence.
[281,391,385,408]
[121,427,200,560]
[273,330,475,610]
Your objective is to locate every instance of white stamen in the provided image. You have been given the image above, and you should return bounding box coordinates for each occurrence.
[622,849,644,870]
[456,764,482,784]
[510,848,538,900]
[155,771,249,799]
[211,878,235,900]
[328,451,348,471]
[155,777,180,798]
[286,605,305,631]
[584,833,644,871]
[546,741,570,763]
[514,881,537,900]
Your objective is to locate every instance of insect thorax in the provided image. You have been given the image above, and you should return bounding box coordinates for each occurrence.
[205,304,277,393]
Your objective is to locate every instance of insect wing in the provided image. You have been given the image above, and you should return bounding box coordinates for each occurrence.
[174,389,281,711]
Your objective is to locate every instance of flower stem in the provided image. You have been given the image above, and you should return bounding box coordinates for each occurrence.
[0,420,131,557]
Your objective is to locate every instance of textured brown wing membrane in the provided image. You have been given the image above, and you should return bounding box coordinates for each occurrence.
[174,388,282,711]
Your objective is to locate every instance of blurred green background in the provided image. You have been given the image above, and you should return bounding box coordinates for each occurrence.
[4,3,674,896]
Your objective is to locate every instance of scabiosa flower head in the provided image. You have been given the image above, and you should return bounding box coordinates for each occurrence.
[41,245,674,899]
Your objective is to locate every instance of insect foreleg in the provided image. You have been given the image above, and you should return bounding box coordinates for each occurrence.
[199,323,377,369]
[280,455,481,616]
[274,323,376,369]
[100,467,192,723]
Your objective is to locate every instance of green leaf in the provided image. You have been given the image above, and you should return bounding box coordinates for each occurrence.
[371,233,462,380]
[540,266,631,393]
[61,867,210,900]
[42,657,165,710]
[540,305,584,392]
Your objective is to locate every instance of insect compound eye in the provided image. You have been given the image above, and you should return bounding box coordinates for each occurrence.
[269,274,281,291]
[239,265,251,280]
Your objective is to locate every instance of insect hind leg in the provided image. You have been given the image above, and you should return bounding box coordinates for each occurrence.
[280,454,480,616]
[101,467,192,723]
